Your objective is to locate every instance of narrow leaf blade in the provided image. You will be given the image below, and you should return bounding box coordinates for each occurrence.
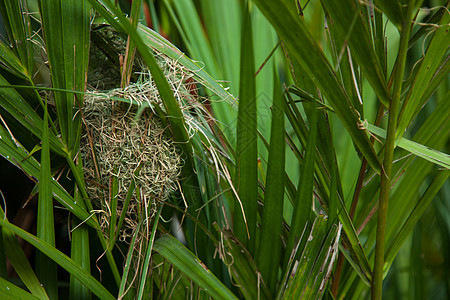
[35,101,58,298]
[234,3,258,251]
[153,235,238,300]
[0,219,115,300]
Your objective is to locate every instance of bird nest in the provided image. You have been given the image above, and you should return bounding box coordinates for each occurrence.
[80,51,200,242]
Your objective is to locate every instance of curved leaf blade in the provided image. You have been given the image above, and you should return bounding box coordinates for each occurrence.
[0,209,48,299]
[0,124,96,228]
[253,0,382,174]
[0,276,41,300]
[0,219,115,300]
[153,235,238,300]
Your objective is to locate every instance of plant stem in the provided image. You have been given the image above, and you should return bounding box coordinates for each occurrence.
[371,5,414,299]
[332,98,384,297]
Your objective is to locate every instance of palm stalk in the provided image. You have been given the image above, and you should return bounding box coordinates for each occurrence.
[372,3,415,298]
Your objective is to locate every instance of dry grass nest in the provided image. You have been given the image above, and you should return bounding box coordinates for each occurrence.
[81,52,201,242]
